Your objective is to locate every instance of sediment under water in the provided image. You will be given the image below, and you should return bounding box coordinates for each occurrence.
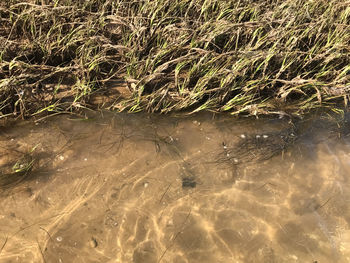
[0,112,349,263]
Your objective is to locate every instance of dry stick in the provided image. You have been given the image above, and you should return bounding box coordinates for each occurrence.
[39,227,54,242]
[318,196,335,210]
[0,237,8,255]
[37,240,47,263]
[38,226,55,263]
[157,209,192,263]
[159,183,172,204]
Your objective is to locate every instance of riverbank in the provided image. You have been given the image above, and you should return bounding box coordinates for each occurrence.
[1,0,349,119]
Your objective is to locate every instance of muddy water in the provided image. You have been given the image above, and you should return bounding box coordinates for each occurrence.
[0,112,349,263]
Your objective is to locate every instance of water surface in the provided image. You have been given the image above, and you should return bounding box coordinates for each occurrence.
[0,112,349,262]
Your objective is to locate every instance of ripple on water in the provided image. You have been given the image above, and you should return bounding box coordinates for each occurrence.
[0,112,349,262]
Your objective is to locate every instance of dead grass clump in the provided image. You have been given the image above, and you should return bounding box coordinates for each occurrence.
[0,0,349,118]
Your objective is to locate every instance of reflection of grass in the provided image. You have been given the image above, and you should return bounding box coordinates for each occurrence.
[1,0,349,118]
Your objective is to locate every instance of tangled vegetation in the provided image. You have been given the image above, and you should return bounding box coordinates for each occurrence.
[0,0,349,118]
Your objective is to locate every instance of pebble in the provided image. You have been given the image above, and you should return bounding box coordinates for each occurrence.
[90,237,98,248]
[263,135,268,138]
[59,155,64,161]
[240,134,246,139]
[143,182,149,188]
[56,236,63,242]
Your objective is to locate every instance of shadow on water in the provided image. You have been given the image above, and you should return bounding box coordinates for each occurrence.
[0,112,350,262]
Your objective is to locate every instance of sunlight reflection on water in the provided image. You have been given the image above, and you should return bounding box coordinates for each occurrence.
[0,112,349,263]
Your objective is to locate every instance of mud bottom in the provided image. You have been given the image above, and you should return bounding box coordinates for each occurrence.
[0,112,349,263]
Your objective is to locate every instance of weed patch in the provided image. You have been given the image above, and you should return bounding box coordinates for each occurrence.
[1,0,349,118]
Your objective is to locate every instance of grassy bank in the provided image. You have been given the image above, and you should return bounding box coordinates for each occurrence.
[0,0,349,118]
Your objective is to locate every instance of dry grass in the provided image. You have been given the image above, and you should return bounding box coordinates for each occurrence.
[1,0,350,118]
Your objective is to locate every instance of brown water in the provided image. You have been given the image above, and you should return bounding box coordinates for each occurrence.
[0,112,349,263]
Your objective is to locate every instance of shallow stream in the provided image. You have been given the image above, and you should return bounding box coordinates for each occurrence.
[0,112,349,262]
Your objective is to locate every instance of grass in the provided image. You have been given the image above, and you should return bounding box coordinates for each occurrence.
[0,0,349,118]
[0,145,36,189]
